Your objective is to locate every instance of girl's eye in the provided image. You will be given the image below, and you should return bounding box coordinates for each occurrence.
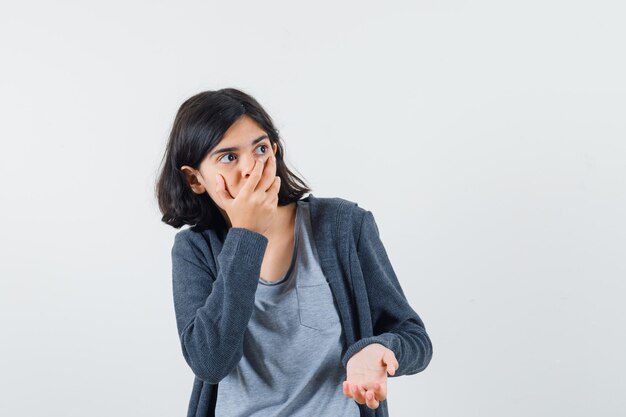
[218,144,269,164]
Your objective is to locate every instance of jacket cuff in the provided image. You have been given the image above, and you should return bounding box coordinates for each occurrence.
[341,333,401,369]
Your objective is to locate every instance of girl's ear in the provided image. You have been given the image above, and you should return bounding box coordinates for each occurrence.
[179,165,205,194]
[272,143,277,156]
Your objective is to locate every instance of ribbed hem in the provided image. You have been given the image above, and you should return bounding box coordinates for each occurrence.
[219,227,268,266]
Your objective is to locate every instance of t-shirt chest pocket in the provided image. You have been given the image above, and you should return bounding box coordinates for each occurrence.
[296,281,341,331]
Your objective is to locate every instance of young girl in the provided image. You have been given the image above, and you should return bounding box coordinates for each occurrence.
[155,88,433,417]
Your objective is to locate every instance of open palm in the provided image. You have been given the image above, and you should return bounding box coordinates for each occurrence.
[343,343,399,410]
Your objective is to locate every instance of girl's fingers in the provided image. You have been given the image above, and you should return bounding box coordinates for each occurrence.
[342,381,353,398]
[270,175,281,195]
[351,384,366,404]
[346,379,388,404]
[365,389,380,409]
[382,350,399,376]
[214,174,233,202]
[372,382,387,401]
[359,381,387,401]
[240,157,264,196]
[258,153,277,192]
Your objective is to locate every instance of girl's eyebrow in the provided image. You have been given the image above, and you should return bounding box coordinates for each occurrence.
[210,135,269,157]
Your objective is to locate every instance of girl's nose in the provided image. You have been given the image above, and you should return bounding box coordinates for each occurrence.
[241,155,264,178]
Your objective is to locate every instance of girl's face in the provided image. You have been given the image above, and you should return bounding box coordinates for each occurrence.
[180,115,277,210]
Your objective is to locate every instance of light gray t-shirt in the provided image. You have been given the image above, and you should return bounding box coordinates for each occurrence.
[214,200,361,417]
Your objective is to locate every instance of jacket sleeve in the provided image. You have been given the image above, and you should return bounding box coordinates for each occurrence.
[171,227,268,384]
[341,210,433,376]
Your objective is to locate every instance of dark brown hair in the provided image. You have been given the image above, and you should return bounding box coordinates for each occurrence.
[155,88,311,234]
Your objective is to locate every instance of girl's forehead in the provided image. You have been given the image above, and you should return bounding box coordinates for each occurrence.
[221,115,266,141]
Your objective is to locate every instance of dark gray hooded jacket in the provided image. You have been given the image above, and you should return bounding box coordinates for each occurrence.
[171,193,433,417]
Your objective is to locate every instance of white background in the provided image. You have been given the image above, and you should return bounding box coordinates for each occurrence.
[1,1,625,416]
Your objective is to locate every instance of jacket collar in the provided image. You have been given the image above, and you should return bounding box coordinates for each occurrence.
[305,193,359,346]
